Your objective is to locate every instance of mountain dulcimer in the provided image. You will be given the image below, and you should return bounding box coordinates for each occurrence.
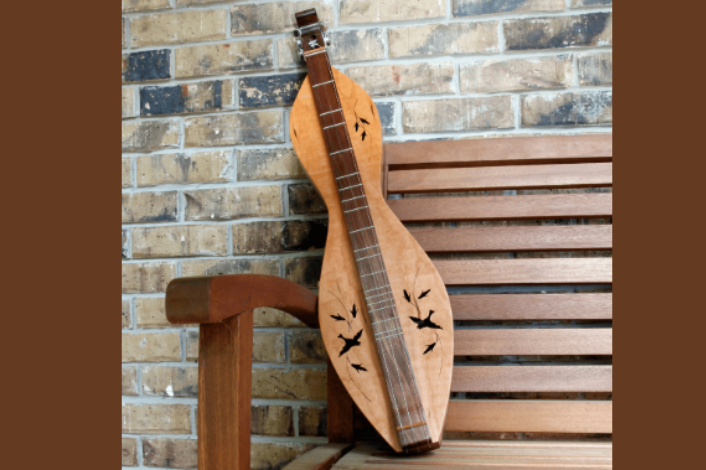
[289,9,453,454]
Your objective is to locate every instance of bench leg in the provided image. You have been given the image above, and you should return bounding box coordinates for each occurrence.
[326,359,355,444]
[198,311,253,470]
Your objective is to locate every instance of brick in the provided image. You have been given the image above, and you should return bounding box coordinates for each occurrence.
[276,28,385,68]
[122,299,131,328]
[123,18,127,49]
[184,111,284,147]
[289,331,327,364]
[346,62,454,97]
[175,40,273,78]
[453,0,564,17]
[123,230,129,259]
[137,151,231,187]
[122,119,179,153]
[142,366,198,397]
[176,0,223,5]
[239,72,306,109]
[253,331,285,363]
[122,191,177,223]
[230,1,333,36]
[237,148,304,181]
[298,406,327,436]
[122,87,136,118]
[284,256,323,288]
[252,368,327,399]
[130,10,227,48]
[140,80,235,117]
[122,159,132,188]
[122,404,191,434]
[122,438,138,466]
[288,183,326,215]
[232,220,327,254]
[403,96,514,134]
[460,55,573,94]
[389,22,498,58]
[578,52,612,86]
[122,262,176,294]
[340,0,445,24]
[122,0,170,12]
[132,225,228,258]
[122,332,181,362]
[135,297,169,328]
[181,258,280,278]
[251,443,316,470]
[521,91,612,127]
[571,0,611,6]
[505,13,612,51]
[375,102,396,135]
[143,438,197,468]
[185,186,283,221]
[185,330,199,362]
[254,307,303,327]
[122,366,138,396]
[123,50,171,83]
[251,405,293,436]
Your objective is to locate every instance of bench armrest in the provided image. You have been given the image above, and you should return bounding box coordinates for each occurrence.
[165,274,319,328]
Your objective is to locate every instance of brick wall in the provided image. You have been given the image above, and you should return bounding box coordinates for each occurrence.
[122,1,612,468]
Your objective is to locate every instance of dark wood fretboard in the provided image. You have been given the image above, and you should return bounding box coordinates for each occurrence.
[295,9,432,453]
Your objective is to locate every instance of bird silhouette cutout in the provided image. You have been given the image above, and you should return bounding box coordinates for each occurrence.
[418,289,431,299]
[338,329,363,356]
[351,363,367,373]
[423,342,437,355]
[410,310,442,330]
[403,289,411,303]
[351,303,357,319]
[330,313,346,321]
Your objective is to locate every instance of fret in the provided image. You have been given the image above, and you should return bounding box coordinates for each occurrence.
[368,305,393,313]
[344,205,368,213]
[304,49,327,57]
[323,122,346,130]
[312,79,334,88]
[371,316,397,325]
[356,252,381,262]
[367,291,392,300]
[320,108,342,116]
[375,327,402,337]
[350,226,374,234]
[367,297,395,307]
[375,331,404,341]
[355,244,379,252]
[336,172,359,180]
[364,284,388,293]
[342,195,365,203]
[339,183,362,192]
[361,269,385,278]
[330,148,352,155]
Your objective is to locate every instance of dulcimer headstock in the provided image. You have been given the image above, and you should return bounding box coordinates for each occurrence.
[293,9,330,58]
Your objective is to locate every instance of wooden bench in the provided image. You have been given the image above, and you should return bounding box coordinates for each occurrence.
[166,134,613,470]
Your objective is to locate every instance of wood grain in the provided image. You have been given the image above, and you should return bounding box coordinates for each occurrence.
[388,163,612,194]
[445,400,612,434]
[434,258,612,285]
[281,443,353,470]
[384,135,612,169]
[450,294,612,320]
[388,193,612,222]
[454,328,612,356]
[410,225,612,253]
[451,365,612,392]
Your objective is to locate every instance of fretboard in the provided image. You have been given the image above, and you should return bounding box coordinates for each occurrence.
[297,14,433,451]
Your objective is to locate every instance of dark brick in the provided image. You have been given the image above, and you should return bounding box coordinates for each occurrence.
[289,331,327,364]
[375,102,396,135]
[288,183,327,215]
[454,0,564,17]
[123,50,171,82]
[505,13,612,51]
[251,405,294,436]
[232,220,328,254]
[140,80,233,116]
[122,229,129,258]
[239,72,306,109]
[284,256,323,288]
[522,91,612,127]
[142,438,197,468]
[298,406,327,437]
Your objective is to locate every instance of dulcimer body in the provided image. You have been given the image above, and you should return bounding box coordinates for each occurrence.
[289,9,453,454]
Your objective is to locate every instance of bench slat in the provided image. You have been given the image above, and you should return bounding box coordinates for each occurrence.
[451,294,612,320]
[389,163,612,194]
[451,365,612,392]
[384,135,612,168]
[434,258,612,285]
[411,225,612,253]
[454,328,612,355]
[445,400,612,433]
[389,193,612,222]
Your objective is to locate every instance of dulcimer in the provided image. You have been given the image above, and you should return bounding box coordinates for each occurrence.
[289,9,453,454]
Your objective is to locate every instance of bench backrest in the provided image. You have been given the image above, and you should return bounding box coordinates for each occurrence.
[380,135,613,437]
